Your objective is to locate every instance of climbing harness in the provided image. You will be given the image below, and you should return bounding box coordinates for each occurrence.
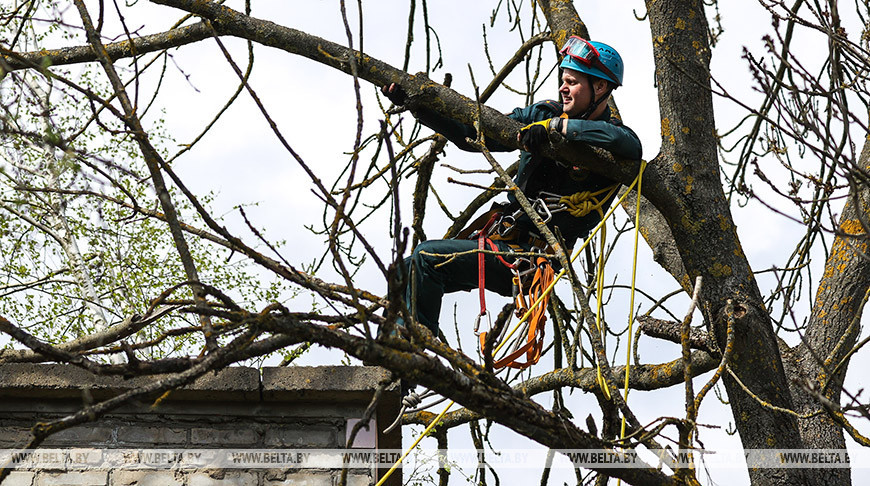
[471,183,618,370]
[376,163,647,486]
[472,211,554,370]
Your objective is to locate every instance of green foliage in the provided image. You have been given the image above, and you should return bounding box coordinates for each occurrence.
[0,3,302,362]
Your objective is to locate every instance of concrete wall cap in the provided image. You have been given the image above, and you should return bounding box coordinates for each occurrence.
[261,366,394,402]
[0,363,259,401]
[0,364,397,402]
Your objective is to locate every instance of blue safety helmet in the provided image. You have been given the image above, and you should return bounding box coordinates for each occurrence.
[559,37,624,87]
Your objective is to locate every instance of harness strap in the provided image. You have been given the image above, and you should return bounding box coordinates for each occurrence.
[478,228,487,316]
[455,204,505,240]
[476,213,517,325]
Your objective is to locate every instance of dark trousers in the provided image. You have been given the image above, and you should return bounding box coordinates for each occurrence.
[401,238,530,335]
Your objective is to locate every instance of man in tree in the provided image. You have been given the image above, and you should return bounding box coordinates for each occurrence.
[382,36,642,344]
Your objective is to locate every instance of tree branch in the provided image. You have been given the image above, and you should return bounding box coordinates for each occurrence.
[1,22,213,72]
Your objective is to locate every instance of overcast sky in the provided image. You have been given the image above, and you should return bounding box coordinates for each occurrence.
[11,1,870,483]
[118,1,870,484]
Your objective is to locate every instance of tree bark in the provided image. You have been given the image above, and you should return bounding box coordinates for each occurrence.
[645,1,820,483]
[785,138,870,485]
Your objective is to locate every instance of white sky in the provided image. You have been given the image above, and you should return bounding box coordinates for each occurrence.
[114,1,870,484]
[9,0,870,484]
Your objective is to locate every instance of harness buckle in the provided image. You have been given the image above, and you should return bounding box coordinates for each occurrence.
[512,257,535,278]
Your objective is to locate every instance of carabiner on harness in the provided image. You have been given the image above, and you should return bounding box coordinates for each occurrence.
[510,257,535,288]
[532,198,553,224]
[496,214,516,237]
[537,191,571,215]
[474,310,492,336]
[501,198,555,227]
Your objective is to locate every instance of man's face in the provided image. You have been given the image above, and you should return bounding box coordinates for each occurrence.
[559,68,592,118]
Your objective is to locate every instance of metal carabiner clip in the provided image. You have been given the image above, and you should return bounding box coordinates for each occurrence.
[533,198,553,224]
[474,310,492,336]
[536,191,568,214]
[497,214,516,237]
[537,191,563,202]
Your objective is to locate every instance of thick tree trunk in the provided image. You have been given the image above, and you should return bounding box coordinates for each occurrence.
[644,1,824,484]
[785,138,870,486]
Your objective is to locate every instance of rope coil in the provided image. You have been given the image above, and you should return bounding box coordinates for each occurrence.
[559,184,619,218]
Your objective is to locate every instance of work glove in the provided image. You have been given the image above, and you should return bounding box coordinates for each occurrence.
[518,117,563,153]
[381,83,407,105]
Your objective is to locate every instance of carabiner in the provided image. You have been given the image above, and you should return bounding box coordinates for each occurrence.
[474,310,492,336]
[534,191,569,215]
[497,214,516,237]
[533,198,553,224]
[537,191,563,201]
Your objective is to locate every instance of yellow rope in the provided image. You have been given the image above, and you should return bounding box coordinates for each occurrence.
[559,184,620,218]
[556,183,620,397]
[619,161,644,435]
[616,163,644,486]
[378,161,648,485]
[375,400,454,486]
[593,222,611,399]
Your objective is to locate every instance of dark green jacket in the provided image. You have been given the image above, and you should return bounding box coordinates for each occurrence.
[414,100,643,247]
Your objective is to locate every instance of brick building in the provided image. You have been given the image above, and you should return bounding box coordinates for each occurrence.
[0,364,401,486]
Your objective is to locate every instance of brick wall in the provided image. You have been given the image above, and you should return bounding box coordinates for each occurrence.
[0,364,401,486]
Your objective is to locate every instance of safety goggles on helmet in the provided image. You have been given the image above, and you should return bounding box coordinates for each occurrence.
[559,36,619,85]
